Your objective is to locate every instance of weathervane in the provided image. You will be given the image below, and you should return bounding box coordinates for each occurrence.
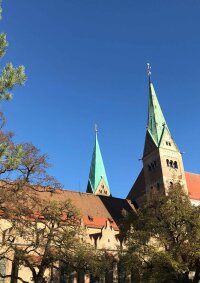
[95,124,98,133]
[147,63,151,81]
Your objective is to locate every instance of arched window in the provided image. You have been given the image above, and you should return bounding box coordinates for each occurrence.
[166,159,169,167]
[174,161,178,169]
[170,160,173,167]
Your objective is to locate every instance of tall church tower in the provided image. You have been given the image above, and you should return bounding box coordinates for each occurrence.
[128,65,187,205]
[87,126,111,196]
[143,64,187,196]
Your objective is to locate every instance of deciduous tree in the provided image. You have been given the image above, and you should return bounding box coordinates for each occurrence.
[122,185,200,283]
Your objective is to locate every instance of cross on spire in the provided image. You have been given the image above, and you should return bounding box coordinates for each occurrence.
[147,63,151,81]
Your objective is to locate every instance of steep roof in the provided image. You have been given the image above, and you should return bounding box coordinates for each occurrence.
[87,131,110,195]
[126,169,146,201]
[143,79,179,157]
[147,81,168,146]
[37,189,135,230]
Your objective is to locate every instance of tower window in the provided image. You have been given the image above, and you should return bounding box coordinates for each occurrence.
[169,160,173,167]
[101,184,104,189]
[169,142,171,146]
[166,159,169,166]
[148,160,157,172]
[166,141,168,145]
[151,162,155,169]
[174,161,178,169]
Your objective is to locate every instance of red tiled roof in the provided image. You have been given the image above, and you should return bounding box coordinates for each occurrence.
[83,216,118,230]
[185,172,200,200]
[36,190,136,230]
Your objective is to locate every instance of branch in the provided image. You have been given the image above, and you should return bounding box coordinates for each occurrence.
[0,272,29,283]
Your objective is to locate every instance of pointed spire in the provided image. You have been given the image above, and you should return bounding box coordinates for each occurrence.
[146,64,168,146]
[143,64,180,157]
[87,126,110,196]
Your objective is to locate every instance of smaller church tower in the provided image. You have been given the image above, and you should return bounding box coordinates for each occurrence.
[87,126,111,196]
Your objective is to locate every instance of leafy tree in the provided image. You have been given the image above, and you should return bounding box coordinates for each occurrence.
[122,184,200,283]
[0,0,26,100]
[0,188,109,283]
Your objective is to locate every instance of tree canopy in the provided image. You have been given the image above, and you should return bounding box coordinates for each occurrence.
[122,185,200,283]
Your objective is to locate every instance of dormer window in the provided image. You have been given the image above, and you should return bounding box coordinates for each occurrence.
[88,215,93,221]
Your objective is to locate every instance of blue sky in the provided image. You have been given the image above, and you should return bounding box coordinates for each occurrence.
[1,0,200,198]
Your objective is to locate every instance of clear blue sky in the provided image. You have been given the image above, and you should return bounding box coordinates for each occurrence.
[1,1,200,198]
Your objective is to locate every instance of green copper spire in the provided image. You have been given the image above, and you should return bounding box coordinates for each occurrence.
[87,126,110,196]
[147,81,167,145]
[146,64,168,146]
[143,64,179,157]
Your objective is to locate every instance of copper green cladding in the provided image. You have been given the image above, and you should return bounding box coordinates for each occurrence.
[87,131,110,196]
[143,79,179,157]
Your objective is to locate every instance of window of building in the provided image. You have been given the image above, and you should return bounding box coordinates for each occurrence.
[148,160,157,171]
[166,159,169,166]
[174,161,178,169]
[169,160,173,167]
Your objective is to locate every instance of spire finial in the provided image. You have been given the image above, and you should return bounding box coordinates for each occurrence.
[95,124,98,134]
[147,63,151,81]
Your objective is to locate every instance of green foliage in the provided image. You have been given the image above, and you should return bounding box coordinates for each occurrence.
[0,10,26,100]
[0,63,26,100]
[0,33,7,57]
[123,185,200,283]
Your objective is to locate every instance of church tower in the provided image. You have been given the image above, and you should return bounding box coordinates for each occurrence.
[87,126,111,196]
[143,64,187,196]
[128,65,187,206]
